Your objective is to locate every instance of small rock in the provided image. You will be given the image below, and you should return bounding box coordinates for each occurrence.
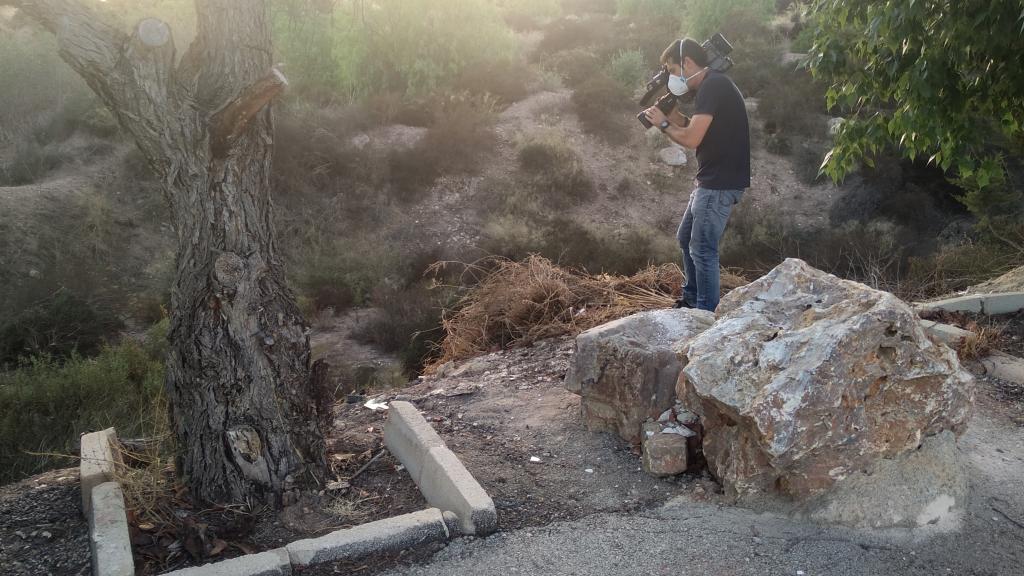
[641,432,688,477]
[658,144,688,166]
[350,133,371,149]
[529,456,542,463]
[584,468,594,474]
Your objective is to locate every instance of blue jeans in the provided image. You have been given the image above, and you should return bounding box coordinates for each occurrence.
[676,188,743,311]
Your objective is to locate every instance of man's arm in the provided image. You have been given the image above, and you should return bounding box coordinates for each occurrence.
[643,106,713,149]
[663,114,712,149]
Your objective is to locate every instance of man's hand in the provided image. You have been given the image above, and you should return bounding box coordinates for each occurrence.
[643,106,667,127]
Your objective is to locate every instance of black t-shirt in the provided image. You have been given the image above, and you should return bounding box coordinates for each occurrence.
[693,71,750,190]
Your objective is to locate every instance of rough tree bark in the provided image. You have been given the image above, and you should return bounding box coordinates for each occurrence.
[6,0,329,505]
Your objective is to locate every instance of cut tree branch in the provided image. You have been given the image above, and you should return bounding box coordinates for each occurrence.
[209,68,288,158]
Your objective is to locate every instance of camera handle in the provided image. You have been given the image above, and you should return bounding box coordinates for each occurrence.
[637,93,685,130]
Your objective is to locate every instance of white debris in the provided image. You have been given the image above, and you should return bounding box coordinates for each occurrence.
[529,456,542,463]
[661,424,696,437]
[364,398,389,411]
[584,468,594,474]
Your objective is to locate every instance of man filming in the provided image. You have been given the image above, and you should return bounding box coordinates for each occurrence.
[643,38,750,312]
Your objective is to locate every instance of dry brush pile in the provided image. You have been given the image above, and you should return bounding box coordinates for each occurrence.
[427,255,747,369]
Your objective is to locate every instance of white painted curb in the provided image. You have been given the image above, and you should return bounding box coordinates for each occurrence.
[384,401,498,535]
[916,292,1024,316]
[164,548,290,576]
[88,482,134,576]
[83,411,487,575]
[287,508,456,567]
[81,428,118,515]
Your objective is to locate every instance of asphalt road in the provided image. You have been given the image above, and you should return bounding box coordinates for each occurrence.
[382,412,1024,576]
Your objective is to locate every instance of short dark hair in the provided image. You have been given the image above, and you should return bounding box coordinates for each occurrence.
[660,38,708,67]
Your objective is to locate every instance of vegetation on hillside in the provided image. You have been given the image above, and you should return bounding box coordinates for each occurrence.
[0,0,1021,484]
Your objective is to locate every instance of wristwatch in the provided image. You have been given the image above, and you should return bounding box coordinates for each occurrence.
[659,119,671,132]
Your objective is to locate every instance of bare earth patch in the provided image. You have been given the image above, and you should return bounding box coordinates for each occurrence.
[331,337,721,533]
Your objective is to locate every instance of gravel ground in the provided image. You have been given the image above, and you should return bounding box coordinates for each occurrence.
[0,468,90,576]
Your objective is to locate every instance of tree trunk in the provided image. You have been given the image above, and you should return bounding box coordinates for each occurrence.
[9,0,330,505]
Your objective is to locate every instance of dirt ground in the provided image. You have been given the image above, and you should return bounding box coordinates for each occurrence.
[330,337,721,532]
[2,327,1023,575]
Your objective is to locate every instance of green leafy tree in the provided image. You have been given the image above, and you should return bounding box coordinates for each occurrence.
[808,0,1024,238]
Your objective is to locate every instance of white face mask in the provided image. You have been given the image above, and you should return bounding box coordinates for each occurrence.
[667,67,704,96]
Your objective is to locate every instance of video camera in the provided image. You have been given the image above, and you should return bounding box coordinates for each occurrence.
[636,33,734,129]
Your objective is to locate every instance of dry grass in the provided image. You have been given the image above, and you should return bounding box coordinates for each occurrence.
[110,391,178,529]
[426,255,748,370]
[956,322,1004,362]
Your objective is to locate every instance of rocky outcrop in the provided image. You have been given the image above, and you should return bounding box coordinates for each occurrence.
[678,259,974,502]
[565,309,714,444]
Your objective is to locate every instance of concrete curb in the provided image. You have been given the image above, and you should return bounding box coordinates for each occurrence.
[165,548,291,576]
[918,320,1024,386]
[81,427,119,515]
[383,401,446,483]
[287,508,457,567]
[920,320,974,345]
[88,482,134,576]
[83,410,486,575]
[384,401,498,535]
[980,350,1024,386]
[916,292,1024,316]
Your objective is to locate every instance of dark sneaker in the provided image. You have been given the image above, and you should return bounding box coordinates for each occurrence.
[672,298,694,309]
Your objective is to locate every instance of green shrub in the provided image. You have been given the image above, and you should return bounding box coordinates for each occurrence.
[0,288,123,369]
[0,141,65,186]
[476,134,596,216]
[571,73,632,142]
[680,0,775,40]
[454,58,534,105]
[388,96,498,202]
[540,48,604,88]
[616,0,686,21]
[0,26,86,142]
[716,8,786,98]
[790,21,817,52]
[499,0,562,31]
[560,0,617,15]
[274,0,517,100]
[607,48,647,92]
[0,324,166,483]
[332,362,409,396]
[481,212,678,275]
[292,237,405,313]
[536,14,616,55]
[355,284,457,373]
[757,67,828,138]
[720,201,1021,300]
[32,92,119,144]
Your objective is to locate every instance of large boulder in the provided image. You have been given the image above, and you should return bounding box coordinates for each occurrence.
[566,308,714,444]
[678,259,974,511]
